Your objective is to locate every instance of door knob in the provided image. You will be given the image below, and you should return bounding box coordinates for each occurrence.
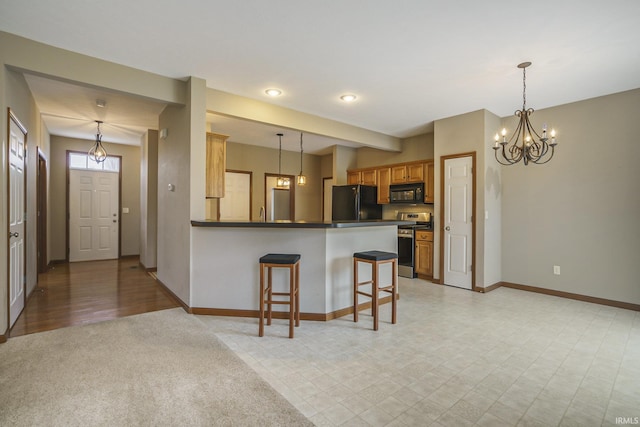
[9,231,19,238]
[445,226,450,231]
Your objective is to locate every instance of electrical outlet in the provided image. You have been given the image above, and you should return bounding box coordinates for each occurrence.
[553,265,561,275]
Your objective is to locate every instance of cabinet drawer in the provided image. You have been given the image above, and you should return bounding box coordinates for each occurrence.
[415,230,433,241]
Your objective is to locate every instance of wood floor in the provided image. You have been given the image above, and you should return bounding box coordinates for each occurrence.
[9,257,180,338]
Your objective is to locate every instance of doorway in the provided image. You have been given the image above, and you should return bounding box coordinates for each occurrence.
[264,173,295,221]
[440,153,475,290]
[37,149,48,274]
[66,151,122,262]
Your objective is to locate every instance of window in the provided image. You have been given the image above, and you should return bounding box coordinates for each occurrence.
[68,152,120,172]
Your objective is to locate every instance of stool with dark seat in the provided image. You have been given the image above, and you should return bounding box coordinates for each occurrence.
[353,250,398,331]
[259,253,301,338]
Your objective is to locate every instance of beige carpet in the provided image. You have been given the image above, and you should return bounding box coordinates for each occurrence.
[0,309,313,426]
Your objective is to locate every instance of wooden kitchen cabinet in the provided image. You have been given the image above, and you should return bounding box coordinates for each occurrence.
[347,168,377,185]
[206,132,228,198]
[377,167,391,204]
[424,161,434,204]
[415,230,433,278]
[390,162,424,184]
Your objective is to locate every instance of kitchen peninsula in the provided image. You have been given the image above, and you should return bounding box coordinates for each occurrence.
[190,220,410,319]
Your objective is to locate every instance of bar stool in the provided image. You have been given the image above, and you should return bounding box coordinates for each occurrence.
[353,250,398,331]
[259,253,301,338]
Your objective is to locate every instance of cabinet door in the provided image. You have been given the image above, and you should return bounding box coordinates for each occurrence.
[206,132,228,198]
[377,167,390,204]
[424,161,435,203]
[361,169,377,186]
[415,240,433,276]
[390,166,406,184]
[406,163,424,182]
[347,171,360,185]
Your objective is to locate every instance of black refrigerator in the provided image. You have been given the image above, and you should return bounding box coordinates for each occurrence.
[332,185,382,221]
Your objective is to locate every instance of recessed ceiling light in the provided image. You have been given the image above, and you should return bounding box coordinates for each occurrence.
[340,94,357,102]
[265,88,282,97]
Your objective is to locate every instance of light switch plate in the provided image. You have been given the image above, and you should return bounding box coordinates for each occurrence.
[122,207,129,214]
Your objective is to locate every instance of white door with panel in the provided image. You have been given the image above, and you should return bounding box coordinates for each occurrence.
[443,156,473,289]
[219,171,251,221]
[69,170,119,262]
[8,112,27,327]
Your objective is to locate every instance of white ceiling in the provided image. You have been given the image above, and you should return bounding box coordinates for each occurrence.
[2,1,640,153]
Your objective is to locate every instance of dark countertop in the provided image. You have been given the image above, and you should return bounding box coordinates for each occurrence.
[191,219,415,229]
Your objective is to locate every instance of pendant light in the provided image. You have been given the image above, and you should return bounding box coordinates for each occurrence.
[296,132,307,186]
[88,120,108,163]
[276,133,290,188]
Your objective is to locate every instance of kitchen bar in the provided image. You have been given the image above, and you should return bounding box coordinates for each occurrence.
[190,220,411,318]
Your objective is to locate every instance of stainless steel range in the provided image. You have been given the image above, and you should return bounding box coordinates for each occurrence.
[397,212,432,278]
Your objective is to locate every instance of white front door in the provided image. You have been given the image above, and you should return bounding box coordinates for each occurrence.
[8,111,27,327]
[69,169,119,262]
[443,156,473,289]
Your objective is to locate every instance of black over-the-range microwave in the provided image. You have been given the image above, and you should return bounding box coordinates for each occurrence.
[389,182,424,204]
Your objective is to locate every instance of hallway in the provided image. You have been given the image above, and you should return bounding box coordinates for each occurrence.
[9,257,179,337]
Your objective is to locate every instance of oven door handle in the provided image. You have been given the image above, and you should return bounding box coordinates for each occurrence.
[397,234,413,239]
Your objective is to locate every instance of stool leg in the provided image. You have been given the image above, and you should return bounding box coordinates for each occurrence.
[259,263,265,337]
[267,266,273,326]
[353,258,359,323]
[372,261,379,331]
[295,261,300,327]
[391,259,397,325]
[288,264,295,338]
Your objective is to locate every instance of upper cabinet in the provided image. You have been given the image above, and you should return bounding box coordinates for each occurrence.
[424,160,434,204]
[391,162,424,184]
[206,132,228,198]
[348,168,377,186]
[377,167,391,204]
[348,159,434,205]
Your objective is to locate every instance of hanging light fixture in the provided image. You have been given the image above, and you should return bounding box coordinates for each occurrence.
[276,133,290,188]
[296,132,307,186]
[88,120,108,163]
[493,62,557,166]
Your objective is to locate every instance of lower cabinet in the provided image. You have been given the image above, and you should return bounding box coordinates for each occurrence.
[415,230,433,277]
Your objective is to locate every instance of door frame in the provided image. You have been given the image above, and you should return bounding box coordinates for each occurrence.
[37,148,48,274]
[439,152,476,291]
[264,172,295,220]
[6,108,28,331]
[65,150,122,261]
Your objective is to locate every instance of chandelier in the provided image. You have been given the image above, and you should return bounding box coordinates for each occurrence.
[493,62,557,166]
[296,132,307,186]
[88,120,108,163]
[276,133,290,188]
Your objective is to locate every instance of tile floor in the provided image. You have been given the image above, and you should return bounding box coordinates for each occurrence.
[196,279,640,426]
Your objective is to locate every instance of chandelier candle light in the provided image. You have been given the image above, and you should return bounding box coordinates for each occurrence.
[493,62,557,166]
[276,133,290,188]
[297,132,307,186]
[88,120,108,163]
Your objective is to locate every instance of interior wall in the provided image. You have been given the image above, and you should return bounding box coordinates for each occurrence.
[356,132,434,168]
[140,130,158,269]
[501,89,640,305]
[158,103,192,305]
[483,110,502,288]
[433,109,487,284]
[332,145,357,185]
[225,141,322,221]
[49,136,141,259]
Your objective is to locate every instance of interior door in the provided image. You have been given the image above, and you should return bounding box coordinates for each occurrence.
[443,156,473,289]
[69,169,119,262]
[219,171,251,221]
[8,110,27,327]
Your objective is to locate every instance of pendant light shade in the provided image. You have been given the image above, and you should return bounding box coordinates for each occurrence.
[88,120,108,163]
[296,132,307,186]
